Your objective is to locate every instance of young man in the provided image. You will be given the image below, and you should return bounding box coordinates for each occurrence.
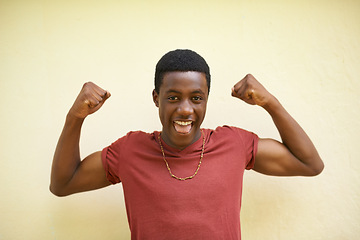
[50,49,324,240]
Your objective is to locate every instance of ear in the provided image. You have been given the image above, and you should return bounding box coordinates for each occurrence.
[152,89,159,107]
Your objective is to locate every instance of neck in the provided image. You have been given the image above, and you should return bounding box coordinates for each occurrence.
[160,130,202,150]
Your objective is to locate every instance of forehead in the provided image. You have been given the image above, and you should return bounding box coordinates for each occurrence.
[160,71,208,94]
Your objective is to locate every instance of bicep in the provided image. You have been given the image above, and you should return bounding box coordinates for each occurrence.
[253,138,315,176]
[63,151,111,195]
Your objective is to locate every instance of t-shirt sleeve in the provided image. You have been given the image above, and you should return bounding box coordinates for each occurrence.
[243,130,259,170]
[227,126,259,170]
[101,140,122,184]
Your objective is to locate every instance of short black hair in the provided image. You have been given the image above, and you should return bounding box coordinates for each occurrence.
[154,49,211,93]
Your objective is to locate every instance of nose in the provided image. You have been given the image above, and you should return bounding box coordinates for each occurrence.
[177,99,194,116]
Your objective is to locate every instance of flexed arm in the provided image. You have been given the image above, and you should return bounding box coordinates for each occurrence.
[50,82,111,196]
[232,74,324,176]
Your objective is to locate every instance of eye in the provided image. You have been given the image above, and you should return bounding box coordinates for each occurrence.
[167,96,179,101]
[192,96,203,102]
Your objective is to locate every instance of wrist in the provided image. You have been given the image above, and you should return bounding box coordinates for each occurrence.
[262,96,282,114]
[66,112,85,126]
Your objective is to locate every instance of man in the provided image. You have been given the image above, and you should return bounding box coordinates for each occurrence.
[50,49,324,239]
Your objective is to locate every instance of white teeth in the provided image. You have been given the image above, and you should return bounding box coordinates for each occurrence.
[174,120,192,126]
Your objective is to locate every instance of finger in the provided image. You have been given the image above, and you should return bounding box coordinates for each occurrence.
[85,87,107,106]
[103,91,111,100]
[85,96,100,108]
[88,92,111,111]
[245,89,256,105]
[232,77,246,93]
[95,90,111,103]
[232,82,243,97]
[92,84,106,97]
[81,82,101,105]
[233,85,256,105]
[92,84,111,102]
[231,86,243,98]
[84,99,91,106]
[234,81,248,99]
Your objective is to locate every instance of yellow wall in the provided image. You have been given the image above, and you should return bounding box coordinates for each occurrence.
[1,0,359,239]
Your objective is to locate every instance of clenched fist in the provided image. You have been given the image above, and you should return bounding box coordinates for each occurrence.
[68,82,111,119]
[231,74,274,107]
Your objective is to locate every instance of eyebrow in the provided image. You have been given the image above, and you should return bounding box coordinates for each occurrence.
[192,90,206,95]
[165,89,206,95]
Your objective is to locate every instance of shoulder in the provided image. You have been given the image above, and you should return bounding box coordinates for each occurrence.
[202,125,258,146]
[102,130,159,164]
[125,130,158,140]
[204,125,257,138]
[106,130,158,149]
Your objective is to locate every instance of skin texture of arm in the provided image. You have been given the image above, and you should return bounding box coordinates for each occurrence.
[50,82,111,196]
[232,74,324,176]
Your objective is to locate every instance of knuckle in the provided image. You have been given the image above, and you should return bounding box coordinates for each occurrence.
[83,91,91,99]
[83,81,92,88]
[246,73,253,78]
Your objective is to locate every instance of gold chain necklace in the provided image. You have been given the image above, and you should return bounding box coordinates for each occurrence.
[158,131,205,181]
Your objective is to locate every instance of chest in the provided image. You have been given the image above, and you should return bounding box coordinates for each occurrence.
[119,142,247,207]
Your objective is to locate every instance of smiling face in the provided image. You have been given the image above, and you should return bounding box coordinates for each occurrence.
[153,71,209,149]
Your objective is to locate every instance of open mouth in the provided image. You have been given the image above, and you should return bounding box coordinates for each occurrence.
[174,120,193,134]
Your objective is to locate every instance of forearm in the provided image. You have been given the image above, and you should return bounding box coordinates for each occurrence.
[263,97,324,172]
[50,114,84,195]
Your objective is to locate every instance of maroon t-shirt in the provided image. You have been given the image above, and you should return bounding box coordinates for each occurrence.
[102,126,258,240]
